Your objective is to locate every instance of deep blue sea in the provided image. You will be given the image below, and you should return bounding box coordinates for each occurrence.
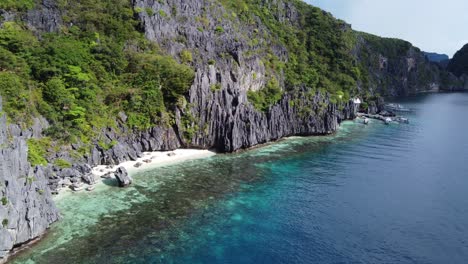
[12,93,468,264]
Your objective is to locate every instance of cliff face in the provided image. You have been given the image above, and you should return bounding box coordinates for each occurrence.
[448,43,468,79]
[0,97,59,261]
[0,0,464,260]
[133,0,359,152]
[356,34,465,96]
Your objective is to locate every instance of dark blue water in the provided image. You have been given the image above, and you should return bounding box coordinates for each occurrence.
[12,93,468,263]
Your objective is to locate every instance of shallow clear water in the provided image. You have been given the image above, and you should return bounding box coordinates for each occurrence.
[11,93,468,264]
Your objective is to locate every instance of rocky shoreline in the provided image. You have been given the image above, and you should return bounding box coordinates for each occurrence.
[1,0,464,261]
[0,99,60,262]
[53,149,216,200]
[0,95,362,263]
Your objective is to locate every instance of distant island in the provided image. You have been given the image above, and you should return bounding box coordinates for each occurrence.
[422,51,450,63]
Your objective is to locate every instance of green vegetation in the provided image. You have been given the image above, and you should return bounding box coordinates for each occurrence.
[1,197,7,206]
[54,159,72,169]
[359,32,412,59]
[158,10,167,18]
[0,0,35,11]
[247,77,283,111]
[180,50,193,64]
[448,43,468,77]
[0,0,428,156]
[0,0,195,145]
[98,140,117,151]
[145,7,154,16]
[2,219,8,227]
[27,138,50,166]
[210,83,222,92]
[360,102,369,111]
[214,26,224,34]
[219,0,360,108]
[27,177,35,185]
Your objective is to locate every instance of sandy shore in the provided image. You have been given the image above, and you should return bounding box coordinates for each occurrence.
[91,149,216,177]
[53,149,216,200]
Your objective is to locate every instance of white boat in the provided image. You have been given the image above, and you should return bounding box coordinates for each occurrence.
[384,118,392,125]
[385,103,411,112]
[363,118,369,125]
[395,117,409,124]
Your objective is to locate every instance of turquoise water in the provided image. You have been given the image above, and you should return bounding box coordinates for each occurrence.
[11,93,468,263]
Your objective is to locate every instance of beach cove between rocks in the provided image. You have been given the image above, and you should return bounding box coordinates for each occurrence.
[53,149,216,200]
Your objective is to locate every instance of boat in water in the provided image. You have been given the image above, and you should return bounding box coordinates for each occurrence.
[394,117,410,124]
[385,103,412,112]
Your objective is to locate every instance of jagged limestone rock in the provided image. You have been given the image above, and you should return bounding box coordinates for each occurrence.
[0,0,461,259]
[0,97,60,262]
[114,167,132,187]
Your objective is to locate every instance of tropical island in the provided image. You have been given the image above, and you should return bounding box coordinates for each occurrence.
[0,0,467,263]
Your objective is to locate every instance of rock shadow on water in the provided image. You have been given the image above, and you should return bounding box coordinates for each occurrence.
[102,178,120,187]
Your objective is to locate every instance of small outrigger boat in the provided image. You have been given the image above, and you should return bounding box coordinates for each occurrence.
[363,118,370,125]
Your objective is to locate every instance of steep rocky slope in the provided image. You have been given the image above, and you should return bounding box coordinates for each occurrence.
[0,97,59,261]
[356,33,463,96]
[448,43,468,78]
[0,0,466,261]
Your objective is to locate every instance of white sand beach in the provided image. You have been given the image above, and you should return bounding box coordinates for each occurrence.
[53,149,216,200]
[91,149,216,177]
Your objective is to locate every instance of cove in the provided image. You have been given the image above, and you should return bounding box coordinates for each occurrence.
[11,93,468,264]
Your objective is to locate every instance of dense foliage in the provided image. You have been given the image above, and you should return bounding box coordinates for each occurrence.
[448,44,468,77]
[0,0,194,143]
[222,0,358,107]
[0,0,35,11]
[0,0,432,149]
[247,77,283,111]
[359,33,412,59]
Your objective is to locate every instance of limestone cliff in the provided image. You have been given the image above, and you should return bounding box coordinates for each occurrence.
[448,43,468,87]
[356,33,465,96]
[0,97,59,261]
[0,0,465,261]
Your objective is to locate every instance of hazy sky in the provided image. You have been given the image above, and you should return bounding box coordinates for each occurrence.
[306,0,468,57]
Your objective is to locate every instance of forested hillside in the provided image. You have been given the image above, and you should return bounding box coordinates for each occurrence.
[448,44,468,77]
[0,1,465,260]
[0,0,460,153]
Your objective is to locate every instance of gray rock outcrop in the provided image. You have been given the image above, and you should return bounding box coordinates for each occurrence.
[0,97,60,262]
[114,167,132,187]
[2,0,462,260]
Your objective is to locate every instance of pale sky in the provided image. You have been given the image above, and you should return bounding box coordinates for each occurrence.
[306,0,468,57]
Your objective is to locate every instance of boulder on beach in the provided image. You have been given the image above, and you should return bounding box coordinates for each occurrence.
[134,162,143,168]
[114,167,132,187]
[81,173,96,185]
